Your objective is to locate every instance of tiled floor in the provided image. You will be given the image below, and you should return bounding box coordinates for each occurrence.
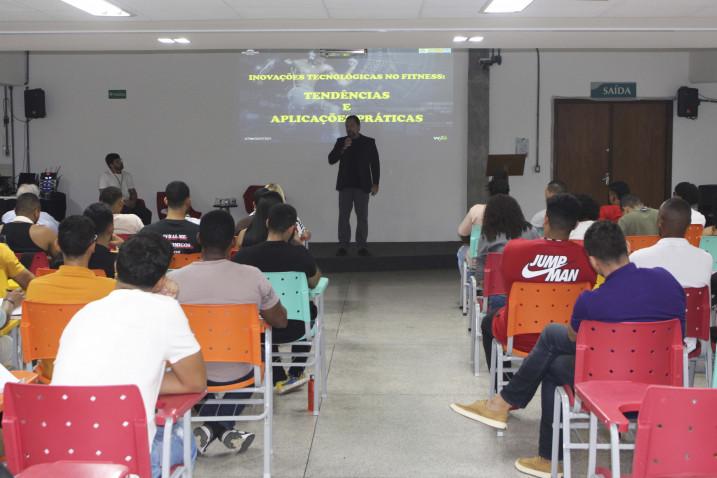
[193,270,631,477]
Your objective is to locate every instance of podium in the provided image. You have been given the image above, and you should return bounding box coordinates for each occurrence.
[486,154,526,177]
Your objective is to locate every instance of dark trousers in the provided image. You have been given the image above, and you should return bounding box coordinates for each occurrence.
[481,295,507,367]
[499,324,576,460]
[197,372,253,437]
[123,199,152,225]
[271,317,314,383]
[338,188,369,247]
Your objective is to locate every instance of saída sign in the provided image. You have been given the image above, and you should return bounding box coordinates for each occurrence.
[590,82,637,99]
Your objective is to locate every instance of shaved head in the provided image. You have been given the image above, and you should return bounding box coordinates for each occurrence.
[658,197,691,238]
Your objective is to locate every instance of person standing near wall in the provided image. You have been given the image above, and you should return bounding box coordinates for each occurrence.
[99,153,152,225]
[328,115,380,257]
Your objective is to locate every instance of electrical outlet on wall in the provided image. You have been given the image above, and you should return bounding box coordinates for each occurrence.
[515,137,529,156]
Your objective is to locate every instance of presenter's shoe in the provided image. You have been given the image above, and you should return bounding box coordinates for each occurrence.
[336,247,348,256]
[357,247,371,257]
[221,429,255,454]
[514,456,562,478]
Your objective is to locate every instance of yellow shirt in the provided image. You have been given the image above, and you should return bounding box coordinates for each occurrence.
[0,243,27,298]
[26,265,116,304]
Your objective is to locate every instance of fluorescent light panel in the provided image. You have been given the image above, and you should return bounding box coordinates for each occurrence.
[453,35,468,43]
[483,0,534,13]
[173,37,191,44]
[157,38,191,45]
[60,0,131,17]
[469,36,484,42]
[157,38,174,44]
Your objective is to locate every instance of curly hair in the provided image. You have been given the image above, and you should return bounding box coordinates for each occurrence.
[481,194,531,242]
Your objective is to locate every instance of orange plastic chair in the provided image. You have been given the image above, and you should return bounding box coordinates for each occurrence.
[625,235,660,253]
[21,302,85,381]
[490,282,591,398]
[35,268,106,278]
[169,252,201,270]
[684,224,704,247]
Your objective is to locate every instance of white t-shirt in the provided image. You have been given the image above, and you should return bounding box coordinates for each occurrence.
[629,237,712,288]
[99,171,135,199]
[113,213,144,235]
[569,220,595,240]
[52,289,201,450]
[691,208,706,226]
[530,209,546,229]
[1,211,59,233]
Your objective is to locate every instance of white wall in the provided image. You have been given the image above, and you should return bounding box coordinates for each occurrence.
[11,51,468,242]
[490,50,717,219]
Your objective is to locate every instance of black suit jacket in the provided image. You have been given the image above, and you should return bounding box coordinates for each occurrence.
[328,134,380,193]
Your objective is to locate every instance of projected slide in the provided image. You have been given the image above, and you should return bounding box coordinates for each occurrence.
[239,49,454,143]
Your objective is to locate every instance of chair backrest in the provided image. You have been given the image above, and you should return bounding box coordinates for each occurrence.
[482,253,506,297]
[625,235,660,253]
[21,302,85,363]
[264,271,311,323]
[574,320,683,387]
[168,252,201,270]
[631,385,717,478]
[468,225,481,259]
[2,383,151,477]
[15,252,50,275]
[35,268,106,278]
[684,224,704,248]
[181,304,263,366]
[506,282,591,337]
[684,286,710,341]
[698,235,717,271]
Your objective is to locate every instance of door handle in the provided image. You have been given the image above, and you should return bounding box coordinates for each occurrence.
[602,172,610,185]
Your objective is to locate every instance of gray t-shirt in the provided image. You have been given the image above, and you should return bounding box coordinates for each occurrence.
[168,259,279,382]
[474,226,542,286]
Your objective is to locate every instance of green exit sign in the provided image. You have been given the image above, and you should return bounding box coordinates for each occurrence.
[591,82,636,99]
[108,89,127,99]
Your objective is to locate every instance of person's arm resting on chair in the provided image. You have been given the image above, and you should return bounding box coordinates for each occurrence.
[160,351,206,394]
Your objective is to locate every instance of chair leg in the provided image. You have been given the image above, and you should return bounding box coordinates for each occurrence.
[609,424,621,478]
[473,309,481,377]
[705,340,713,388]
[182,411,193,478]
[313,335,321,416]
[161,419,173,478]
[551,388,562,478]
[489,341,497,399]
[460,264,466,312]
[562,393,573,478]
[264,332,273,478]
[587,412,598,478]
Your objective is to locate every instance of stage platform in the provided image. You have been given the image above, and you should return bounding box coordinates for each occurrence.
[309,241,462,273]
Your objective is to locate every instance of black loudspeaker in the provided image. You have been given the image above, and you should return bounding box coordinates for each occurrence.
[677,86,699,119]
[24,88,46,119]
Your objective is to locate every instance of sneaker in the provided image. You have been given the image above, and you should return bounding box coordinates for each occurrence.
[514,456,562,478]
[357,247,371,257]
[275,373,309,395]
[449,400,509,429]
[193,425,215,455]
[220,429,255,454]
[336,247,348,256]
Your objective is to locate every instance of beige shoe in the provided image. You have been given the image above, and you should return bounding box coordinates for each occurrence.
[449,400,508,429]
[514,456,562,478]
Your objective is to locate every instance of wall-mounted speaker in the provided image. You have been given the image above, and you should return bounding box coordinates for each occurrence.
[677,86,699,119]
[24,88,46,119]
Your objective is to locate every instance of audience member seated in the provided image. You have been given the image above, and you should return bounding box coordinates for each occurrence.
[83,202,118,278]
[237,191,284,248]
[169,210,288,455]
[480,194,596,369]
[530,180,568,229]
[141,181,200,254]
[27,215,116,379]
[99,152,152,224]
[1,183,59,232]
[599,180,630,222]
[451,221,685,478]
[474,194,540,287]
[673,181,706,226]
[618,194,659,236]
[569,194,599,240]
[0,193,61,262]
[0,243,33,296]
[235,187,269,234]
[456,172,511,269]
[100,186,144,235]
[52,233,206,477]
[265,183,312,243]
[234,204,321,394]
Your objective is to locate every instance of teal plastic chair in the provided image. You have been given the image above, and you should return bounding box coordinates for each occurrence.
[460,225,482,316]
[699,235,717,271]
[468,225,482,260]
[264,272,329,414]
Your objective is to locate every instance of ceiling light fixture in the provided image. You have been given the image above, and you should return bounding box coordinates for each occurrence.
[60,0,131,17]
[453,36,468,43]
[173,37,191,44]
[483,0,535,13]
[469,36,485,42]
[157,38,174,44]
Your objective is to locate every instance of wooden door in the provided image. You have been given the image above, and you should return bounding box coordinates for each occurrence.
[611,102,672,208]
[554,102,611,202]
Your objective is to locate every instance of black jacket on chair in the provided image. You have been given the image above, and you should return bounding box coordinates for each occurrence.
[328,134,380,194]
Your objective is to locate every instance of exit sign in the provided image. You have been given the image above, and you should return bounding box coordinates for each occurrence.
[590,82,636,99]
[108,89,127,99]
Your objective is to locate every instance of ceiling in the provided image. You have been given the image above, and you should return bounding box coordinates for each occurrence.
[2,0,717,50]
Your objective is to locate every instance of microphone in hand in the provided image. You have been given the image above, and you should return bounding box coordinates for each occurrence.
[342,137,352,151]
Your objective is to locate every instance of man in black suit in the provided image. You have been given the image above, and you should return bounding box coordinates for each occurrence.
[328,115,380,256]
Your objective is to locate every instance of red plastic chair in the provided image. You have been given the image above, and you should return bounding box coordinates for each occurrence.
[684,287,712,387]
[3,383,204,478]
[571,320,684,478]
[155,192,201,221]
[471,253,505,376]
[17,461,129,477]
[597,386,717,478]
[14,252,49,275]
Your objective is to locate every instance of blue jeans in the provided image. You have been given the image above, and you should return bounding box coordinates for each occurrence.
[151,423,197,478]
[457,245,468,273]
